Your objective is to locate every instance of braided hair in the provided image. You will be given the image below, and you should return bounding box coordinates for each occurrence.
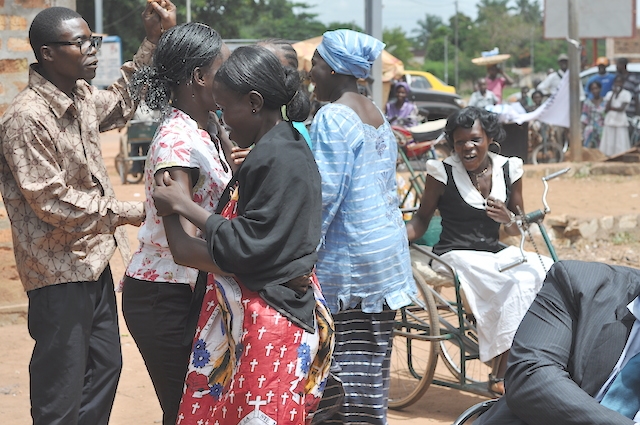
[129,22,223,117]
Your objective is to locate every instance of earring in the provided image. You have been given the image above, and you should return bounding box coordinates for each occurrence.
[490,141,502,155]
[330,70,336,75]
[252,109,256,114]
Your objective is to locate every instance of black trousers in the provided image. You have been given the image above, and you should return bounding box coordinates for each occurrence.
[27,266,121,425]
[122,276,192,425]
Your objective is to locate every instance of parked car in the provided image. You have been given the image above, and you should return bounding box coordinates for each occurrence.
[395,70,463,120]
[404,70,457,94]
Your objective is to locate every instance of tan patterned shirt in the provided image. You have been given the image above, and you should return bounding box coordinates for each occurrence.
[0,39,156,292]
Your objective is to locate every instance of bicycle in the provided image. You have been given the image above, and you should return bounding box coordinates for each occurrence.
[388,167,570,409]
[530,122,565,165]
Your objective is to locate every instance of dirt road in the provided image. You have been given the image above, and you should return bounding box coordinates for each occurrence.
[0,129,639,424]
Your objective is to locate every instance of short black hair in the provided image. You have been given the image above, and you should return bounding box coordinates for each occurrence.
[531,90,543,98]
[216,45,310,123]
[588,80,602,90]
[617,57,629,67]
[29,7,83,62]
[444,106,505,149]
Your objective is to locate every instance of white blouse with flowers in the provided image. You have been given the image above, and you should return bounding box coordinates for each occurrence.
[124,108,232,286]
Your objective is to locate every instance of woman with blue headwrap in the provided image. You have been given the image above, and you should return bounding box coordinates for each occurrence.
[386,81,420,127]
[309,29,415,425]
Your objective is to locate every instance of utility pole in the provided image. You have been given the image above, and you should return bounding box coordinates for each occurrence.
[530,27,535,75]
[186,0,191,22]
[568,0,582,161]
[95,0,103,34]
[454,0,459,89]
[444,35,449,85]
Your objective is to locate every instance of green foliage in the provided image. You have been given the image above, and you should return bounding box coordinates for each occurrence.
[383,27,413,64]
[78,0,565,91]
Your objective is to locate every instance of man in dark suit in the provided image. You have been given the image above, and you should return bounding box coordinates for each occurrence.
[477,260,640,425]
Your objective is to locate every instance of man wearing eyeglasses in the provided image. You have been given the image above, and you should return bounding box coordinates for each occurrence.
[0,3,175,425]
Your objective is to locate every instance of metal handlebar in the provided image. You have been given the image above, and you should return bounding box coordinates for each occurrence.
[499,216,527,272]
[541,167,570,213]
[499,168,570,272]
[542,167,570,182]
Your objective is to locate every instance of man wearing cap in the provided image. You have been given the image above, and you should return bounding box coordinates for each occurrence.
[616,57,640,117]
[585,57,615,99]
[537,53,570,96]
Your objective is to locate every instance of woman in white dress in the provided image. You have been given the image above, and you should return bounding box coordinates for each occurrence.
[406,107,552,395]
[600,75,632,156]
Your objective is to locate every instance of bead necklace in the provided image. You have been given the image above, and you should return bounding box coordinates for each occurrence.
[468,162,491,195]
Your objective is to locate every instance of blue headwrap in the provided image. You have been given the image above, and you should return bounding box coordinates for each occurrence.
[316,29,385,79]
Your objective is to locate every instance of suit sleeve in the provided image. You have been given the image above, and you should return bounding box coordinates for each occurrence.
[505,261,636,425]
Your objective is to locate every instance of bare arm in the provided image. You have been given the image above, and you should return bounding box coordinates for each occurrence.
[405,175,444,241]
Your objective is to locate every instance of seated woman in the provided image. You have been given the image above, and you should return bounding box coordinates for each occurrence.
[386,81,421,128]
[406,106,552,395]
[152,45,333,425]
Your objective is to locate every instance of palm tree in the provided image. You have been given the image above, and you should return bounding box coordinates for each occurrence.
[412,14,444,50]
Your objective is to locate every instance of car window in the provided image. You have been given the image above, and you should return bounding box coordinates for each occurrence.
[410,75,432,90]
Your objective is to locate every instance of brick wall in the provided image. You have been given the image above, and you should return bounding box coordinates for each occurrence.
[606,30,640,64]
[0,0,75,115]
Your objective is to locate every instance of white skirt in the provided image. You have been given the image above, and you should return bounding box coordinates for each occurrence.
[600,125,630,157]
[432,246,553,362]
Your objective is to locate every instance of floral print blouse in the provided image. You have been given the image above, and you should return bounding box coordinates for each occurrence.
[124,108,231,285]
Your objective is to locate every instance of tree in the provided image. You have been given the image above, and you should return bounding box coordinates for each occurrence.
[383,27,413,65]
[412,14,443,50]
[78,0,335,59]
[513,0,542,24]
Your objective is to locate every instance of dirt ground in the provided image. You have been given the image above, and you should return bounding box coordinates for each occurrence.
[0,129,639,424]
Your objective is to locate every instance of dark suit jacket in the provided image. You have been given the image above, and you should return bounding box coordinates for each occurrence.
[477,260,640,425]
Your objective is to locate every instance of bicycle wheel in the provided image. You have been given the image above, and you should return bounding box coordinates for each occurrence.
[388,268,440,409]
[531,141,564,165]
[435,291,492,386]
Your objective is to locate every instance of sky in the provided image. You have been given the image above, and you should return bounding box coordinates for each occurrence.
[300,0,640,36]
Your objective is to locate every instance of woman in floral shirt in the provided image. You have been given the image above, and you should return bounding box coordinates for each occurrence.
[121,23,231,425]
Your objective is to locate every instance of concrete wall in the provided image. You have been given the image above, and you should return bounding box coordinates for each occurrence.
[0,0,75,115]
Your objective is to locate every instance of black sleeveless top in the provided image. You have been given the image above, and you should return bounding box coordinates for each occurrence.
[433,161,512,256]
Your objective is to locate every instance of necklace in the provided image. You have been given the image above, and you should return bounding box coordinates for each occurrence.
[468,162,491,195]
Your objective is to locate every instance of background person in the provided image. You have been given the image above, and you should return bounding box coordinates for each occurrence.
[486,64,513,103]
[309,29,415,425]
[615,57,640,117]
[385,81,420,127]
[405,107,552,396]
[152,45,333,425]
[468,77,499,109]
[581,80,606,148]
[537,53,568,96]
[585,57,615,99]
[601,75,632,156]
[476,261,640,425]
[258,38,313,147]
[122,23,231,425]
[0,3,176,425]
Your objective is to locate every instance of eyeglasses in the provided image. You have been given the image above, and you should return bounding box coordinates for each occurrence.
[46,35,103,55]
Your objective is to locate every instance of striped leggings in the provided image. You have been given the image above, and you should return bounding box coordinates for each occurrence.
[322,308,396,425]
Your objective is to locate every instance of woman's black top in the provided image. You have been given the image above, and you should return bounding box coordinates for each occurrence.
[433,161,511,256]
[204,122,322,332]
